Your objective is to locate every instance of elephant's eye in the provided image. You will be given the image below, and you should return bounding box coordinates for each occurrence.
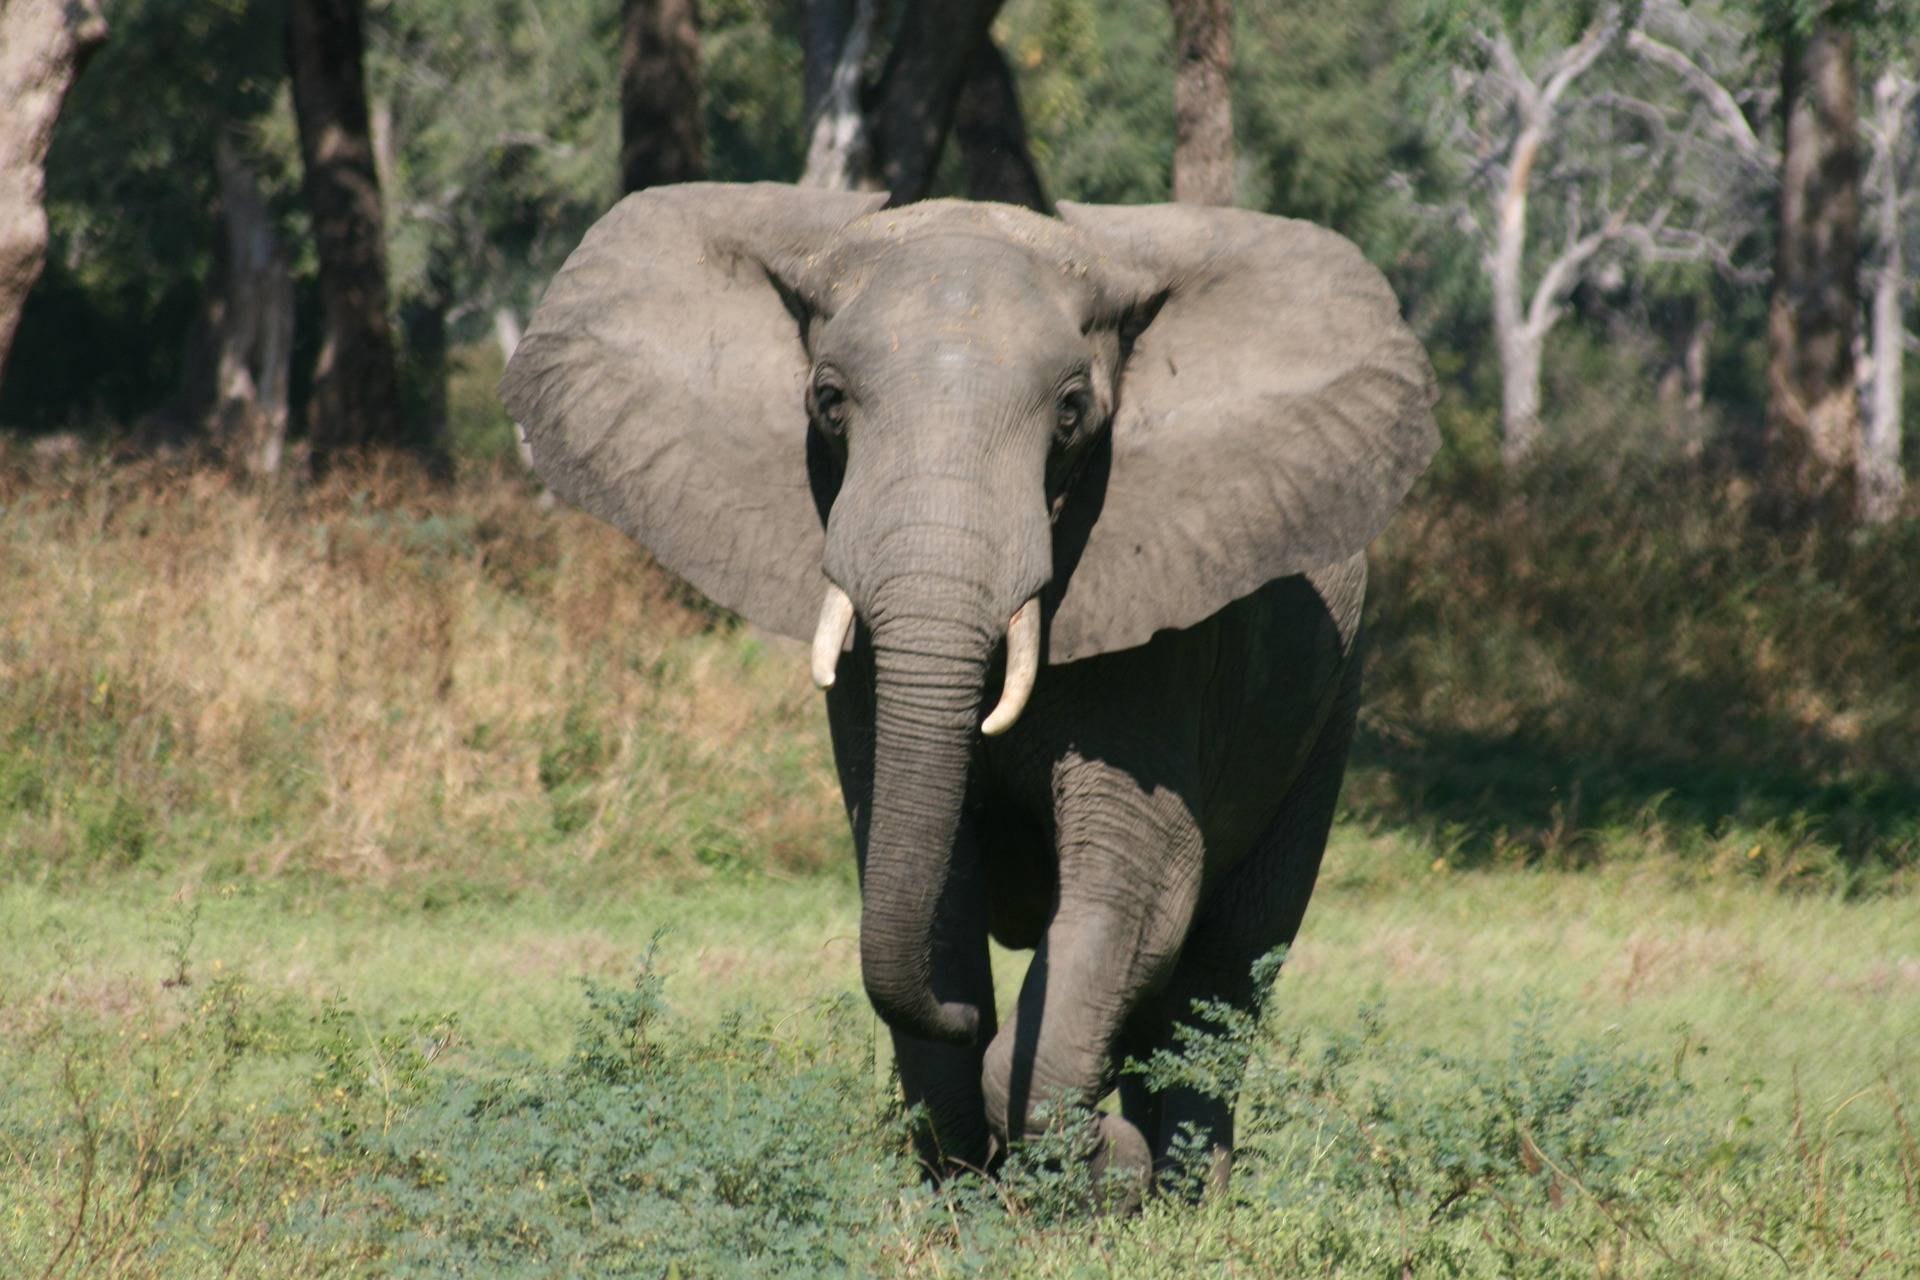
[810,370,850,435]
[1055,386,1092,440]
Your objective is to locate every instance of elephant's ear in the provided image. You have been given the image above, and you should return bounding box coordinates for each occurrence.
[501,182,887,640]
[1048,201,1438,663]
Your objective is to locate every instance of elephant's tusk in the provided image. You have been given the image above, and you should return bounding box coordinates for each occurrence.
[981,596,1041,737]
[811,584,856,690]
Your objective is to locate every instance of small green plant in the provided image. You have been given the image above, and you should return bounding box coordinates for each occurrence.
[159,898,199,989]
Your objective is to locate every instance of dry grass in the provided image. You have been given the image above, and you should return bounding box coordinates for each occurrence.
[0,454,847,890]
[4,435,1916,896]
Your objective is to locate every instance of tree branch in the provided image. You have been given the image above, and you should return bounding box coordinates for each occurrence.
[1626,30,1774,169]
[1537,6,1624,115]
[1524,225,1612,339]
[1478,28,1539,116]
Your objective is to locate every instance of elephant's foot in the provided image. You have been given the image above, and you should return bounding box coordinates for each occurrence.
[982,1108,1152,1215]
[1087,1112,1152,1214]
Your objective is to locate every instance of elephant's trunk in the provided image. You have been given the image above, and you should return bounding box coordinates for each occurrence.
[825,409,1053,1047]
[857,587,992,1045]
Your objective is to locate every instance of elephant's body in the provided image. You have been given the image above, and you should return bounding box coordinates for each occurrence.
[824,555,1366,1182]
[501,183,1435,1200]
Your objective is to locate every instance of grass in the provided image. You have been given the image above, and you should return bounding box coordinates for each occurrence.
[4,846,1915,1276]
[0,450,1916,1274]
[0,455,847,895]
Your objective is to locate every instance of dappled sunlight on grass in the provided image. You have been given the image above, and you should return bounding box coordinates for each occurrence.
[1361,439,1920,891]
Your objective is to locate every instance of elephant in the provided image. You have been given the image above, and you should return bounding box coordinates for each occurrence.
[501,183,1437,1198]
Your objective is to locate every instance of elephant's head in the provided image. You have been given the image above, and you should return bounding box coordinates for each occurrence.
[502,183,1436,1045]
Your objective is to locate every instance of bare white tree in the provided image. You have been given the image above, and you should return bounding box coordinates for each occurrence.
[1430,2,1772,464]
[0,0,107,380]
[1859,62,1917,524]
[800,0,878,190]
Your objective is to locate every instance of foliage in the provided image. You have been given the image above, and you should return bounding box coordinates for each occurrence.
[2,0,812,433]
[997,0,1174,204]
[5,433,1914,898]
[335,968,923,1277]
[367,0,624,328]
[4,0,1912,468]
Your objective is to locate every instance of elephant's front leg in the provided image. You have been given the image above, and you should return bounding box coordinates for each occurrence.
[980,754,1204,1203]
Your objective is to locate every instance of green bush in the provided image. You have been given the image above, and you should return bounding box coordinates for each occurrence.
[327,963,927,1277]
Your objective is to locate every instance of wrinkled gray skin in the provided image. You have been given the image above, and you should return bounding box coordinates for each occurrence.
[502,184,1436,1199]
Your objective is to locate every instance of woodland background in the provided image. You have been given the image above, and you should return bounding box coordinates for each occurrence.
[1,0,1917,517]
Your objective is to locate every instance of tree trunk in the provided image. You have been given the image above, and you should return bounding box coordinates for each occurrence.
[803,1,1020,207]
[1764,16,1862,521]
[800,0,877,189]
[287,0,408,471]
[210,140,293,475]
[1860,255,1903,522]
[867,0,1003,204]
[1492,123,1544,465]
[1684,309,1711,417]
[1168,0,1234,206]
[1496,322,1545,468]
[1860,66,1911,525]
[954,39,1049,212]
[0,0,107,383]
[399,283,449,464]
[620,0,704,193]
[802,0,853,125]
[149,138,294,471]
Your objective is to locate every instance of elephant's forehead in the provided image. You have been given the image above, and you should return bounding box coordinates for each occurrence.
[855,233,1056,306]
[823,241,1082,359]
[842,198,1094,263]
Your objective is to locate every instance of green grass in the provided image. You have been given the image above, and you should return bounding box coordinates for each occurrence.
[4,835,1916,1276]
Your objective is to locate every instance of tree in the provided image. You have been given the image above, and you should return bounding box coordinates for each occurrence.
[867,0,1003,202]
[620,0,705,193]
[954,37,1049,209]
[1764,9,1863,518]
[800,0,1046,210]
[1431,3,1772,464]
[161,138,294,472]
[287,0,409,469]
[0,0,293,438]
[1168,0,1234,205]
[0,0,107,382]
[364,0,620,469]
[1859,55,1915,523]
[800,0,878,189]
